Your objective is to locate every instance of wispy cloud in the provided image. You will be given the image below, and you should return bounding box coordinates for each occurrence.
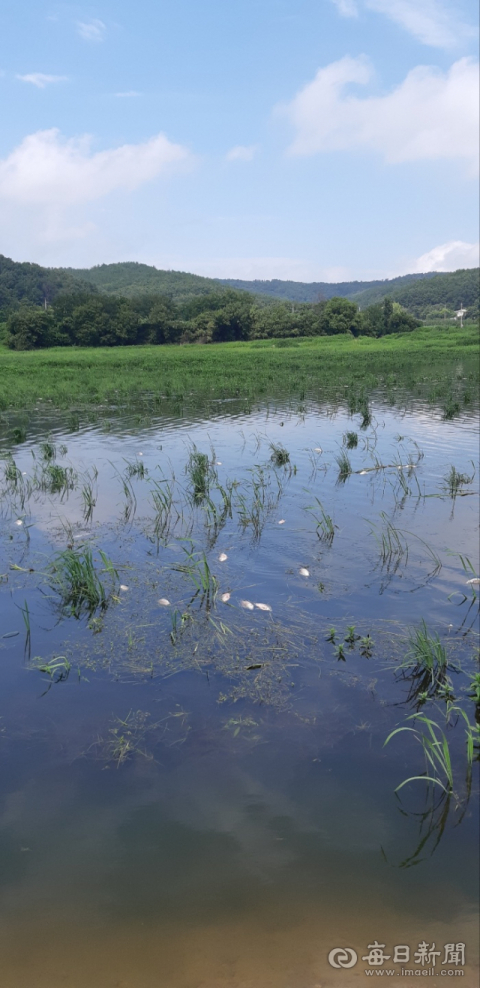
[366,0,477,49]
[225,145,258,162]
[280,55,479,174]
[329,0,359,17]
[76,19,106,43]
[414,240,479,272]
[329,0,477,48]
[114,91,141,98]
[17,73,68,89]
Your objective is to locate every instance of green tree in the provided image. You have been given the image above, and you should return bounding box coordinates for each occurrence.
[6,306,56,349]
[321,297,362,336]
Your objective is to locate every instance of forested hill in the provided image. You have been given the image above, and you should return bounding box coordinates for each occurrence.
[0,254,95,315]
[64,262,222,303]
[218,272,435,303]
[350,267,479,315]
[1,254,478,321]
[219,268,479,313]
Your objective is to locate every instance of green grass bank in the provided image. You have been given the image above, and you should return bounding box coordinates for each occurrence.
[1,324,478,411]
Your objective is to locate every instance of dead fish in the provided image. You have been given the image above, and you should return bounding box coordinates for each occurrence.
[299,567,310,577]
[246,664,262,670]
[15,520,23,526]
[466,578,480,585]
[359,470,369,475]
[119,584,129,591]
[255,602,272,611]
[220,592,231,602]
[158,598,171,606]
[218,552,228,562]
[278,519,286,525]
[216,461,222,465]
[314,447,323,453]
[240,599,254,610]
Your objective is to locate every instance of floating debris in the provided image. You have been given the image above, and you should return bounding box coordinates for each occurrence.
[240,600,254,610]
[314,447,323,453]
[466,578,480,585]
[220,592,231,602]
[158,598,171,606]
[138,452,143,456]
[15,520,23,526]
[299,567,310,577]
[216,461,222,465]
[359,470,369,475]
[278,519,286,525]
[218,552,228,562]
[119,585,129,591]
[255,602,272,611]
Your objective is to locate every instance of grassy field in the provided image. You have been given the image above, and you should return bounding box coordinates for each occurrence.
[1,324,478,412]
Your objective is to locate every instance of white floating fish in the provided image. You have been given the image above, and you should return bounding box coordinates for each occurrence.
[22,472,27,476]
[138,452,143,456]
[216,461,222,465]
[359,470,369,475]
[218,552,228,562]
[15,520,23,526]
[255,602,272,611]
[314,447,323,453]
[240,599,254,610]
[299,567,310,577]
[466,578,480,585]
[220,592,231,602]
[119,584,129,591]
[278,519,286,525]
[158,597,171,606]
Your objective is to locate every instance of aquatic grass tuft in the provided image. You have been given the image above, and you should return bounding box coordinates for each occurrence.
[305,495,335,542]
[335,450,352,481]
[269,442,290,466]
[443,464,475,497]
[343,431,358,449]
[186,445,213,500]
[49,546,119,618]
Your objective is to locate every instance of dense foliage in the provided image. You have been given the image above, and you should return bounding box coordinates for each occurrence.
[5,291,421,350]
[350,267,479,315]
[220,268,479,319]
[64,261,221,303]
[0,254,95,316]
[219,272,435,303]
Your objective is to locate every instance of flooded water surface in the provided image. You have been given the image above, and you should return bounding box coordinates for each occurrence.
[0,394,478,988]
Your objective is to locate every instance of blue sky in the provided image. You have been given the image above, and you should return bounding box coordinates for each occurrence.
[0,0,478,280]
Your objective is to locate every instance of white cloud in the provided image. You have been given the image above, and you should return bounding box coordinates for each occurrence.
[0,128,191,206]
[330,0,359,16]
[414,239,480,272]
[17,73,68,89]
[225,145,258,162]
[365,0,476,49]
[281,55,479,174]
[76,19,106,43]
[114,91,141,98]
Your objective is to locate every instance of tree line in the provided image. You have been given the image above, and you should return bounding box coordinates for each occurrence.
[4,291,421,350]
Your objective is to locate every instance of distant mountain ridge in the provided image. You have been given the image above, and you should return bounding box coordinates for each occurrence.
[0,254,478,319]
[218,269,479,313]
[217,272,436,303]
